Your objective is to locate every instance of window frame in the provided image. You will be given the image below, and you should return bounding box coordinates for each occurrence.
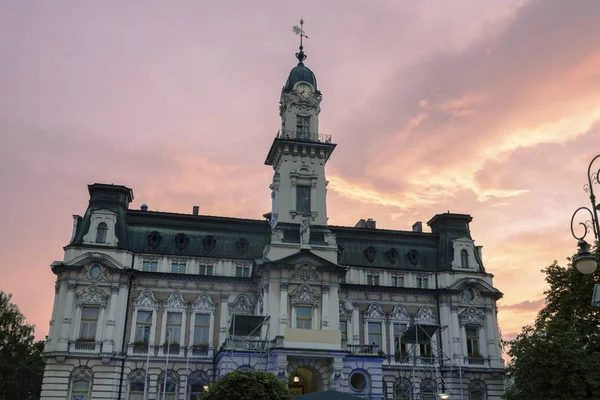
[296,306,312,329]
[79,306,100,340]
[95,222,108,244]
[391,275,404,287]
[142,261,157,272]
[466,326,480,357]
[199,264,213,276]
[296,115,310,138]
[296,185,311,214]
[368,322,382,348]
[461,249,469,268]
[134,310,153,343]
[235,266,250,278]
[193,313,211,345]
[171,262,186,274]
[70,379,91,400]
[367,274,380,286]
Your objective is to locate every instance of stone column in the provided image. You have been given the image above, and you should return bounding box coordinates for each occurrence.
[310,180,317,213]
[57,280,77,353]
[351,303,360,344]
[451,306,462,364]
[219,294,229,346]
[321,285,329,329]
[102,285,120,354]
[485,307,496,359]
[279,283,288,336]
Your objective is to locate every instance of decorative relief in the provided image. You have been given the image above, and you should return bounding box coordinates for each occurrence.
[337,244,345,258]
[164,292,186,309]
[192,293,216,312]
[174,233,189,250]
[147,231,162,249]
[339,301,352,320]
[291,262,319,281]
[70,366,93,383]
[235,238,249,255]
[271,229,284,242]
[407,249,419,266]
[290,284,320,307]
[229,294,254,314]
[202,235,216,253]
[133,290,159,309]
[385,248,399,265]
[415,306,436,324]
[458,307,485,326]
[77,285,109,308]
[128,368,146,383]
[68,282,77,292]
[363,303,385,319]
[364,246,377,264]
[390,305,410,321]
[324,232,336,247]
[55,281,61,294]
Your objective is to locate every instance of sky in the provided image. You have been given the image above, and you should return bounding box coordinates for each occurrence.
[1,0,600,344]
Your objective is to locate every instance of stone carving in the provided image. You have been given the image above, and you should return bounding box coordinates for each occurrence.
[290,284,320,307]
[291,262,319,281]
[330,368,342,391]
[271,229,284,242]
[229,294,254,314]
[416,306,436,324]
[202,235,216,253]
[385,248,399,265]
[128,368,146,383]
[70,366,93,383]
[147,231,162,249]
[364,303,385,319]
[174,233,189,250]
[77,285,109,308]
[390,304,411,321]
[339,301,352,320]
[164,292,186,309]
[364,246,377,264]
[300,215,311,245]
[189,370,210,385]
[324,232,337,247]
[337,244,345,258]
[91,253,104,261]
[133,290,159,309]
[407,249,419,266]
[235,238,249,255]
[192,293,216,311]
[459,307,485,326]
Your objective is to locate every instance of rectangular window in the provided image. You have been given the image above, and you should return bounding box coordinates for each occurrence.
[296,185,311,214]
[368,322,382,348]
[296,115,310,138]
[393,323,407,353]
[235,266,250,277]
[71,380,90,400]
[159,382,176,400]
[296,306,312,329]
[79,306,99,340]
[420,342,432,357]
[466,326,480,356]
[134,311,152,343]
[142,261,157,272]
[367,274,380,286]
[193,313,210,345]
[416,276,429,289]
[129,382,145,400]
[391,275,404,287]
[171,262,186,273]
[199,264,213,276]
[165,312,182,344]
[340,320,347,341]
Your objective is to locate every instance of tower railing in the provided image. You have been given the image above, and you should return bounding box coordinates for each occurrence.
[276,130,333,144]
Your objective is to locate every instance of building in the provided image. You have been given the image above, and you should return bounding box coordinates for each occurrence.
[40,40,506,400]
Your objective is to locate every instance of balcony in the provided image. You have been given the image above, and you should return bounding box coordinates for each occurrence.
[464,356,488,366]
[223,338,270,352]
[276,130,332,144]
[347,344,379,355]
[70,340,101,353]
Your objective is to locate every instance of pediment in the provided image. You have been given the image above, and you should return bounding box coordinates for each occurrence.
[447,278,503,299]
[62,252,125,270]
[262,249,344,276]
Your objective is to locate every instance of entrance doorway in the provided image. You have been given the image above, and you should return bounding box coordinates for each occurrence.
[289,367,319,397]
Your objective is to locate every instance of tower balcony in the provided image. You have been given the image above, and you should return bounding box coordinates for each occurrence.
[276,130,333,144]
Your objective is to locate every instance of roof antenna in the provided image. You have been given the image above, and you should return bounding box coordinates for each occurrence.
[292,18,309,65]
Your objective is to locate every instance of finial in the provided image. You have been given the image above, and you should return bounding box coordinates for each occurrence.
[292,18,309,65]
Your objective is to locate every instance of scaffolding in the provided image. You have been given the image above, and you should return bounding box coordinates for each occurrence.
[219,314,271,376]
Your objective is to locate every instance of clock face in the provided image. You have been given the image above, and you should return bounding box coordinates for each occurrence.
[296,84,312,99]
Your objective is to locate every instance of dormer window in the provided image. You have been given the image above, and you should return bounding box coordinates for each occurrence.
[95,222,108,243]
[296,116,310,139]
[461,249,469,268]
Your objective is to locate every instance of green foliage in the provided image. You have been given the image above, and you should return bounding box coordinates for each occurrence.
[0,291,45,400]
[201,369,291,400]
[505,245,600,399]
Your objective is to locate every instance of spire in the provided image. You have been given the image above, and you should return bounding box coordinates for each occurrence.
[292,18,309,65]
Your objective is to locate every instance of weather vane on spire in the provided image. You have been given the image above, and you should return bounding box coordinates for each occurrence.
[292,18,309,64]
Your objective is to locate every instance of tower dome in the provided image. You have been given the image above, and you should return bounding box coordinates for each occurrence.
[284,59,317,91]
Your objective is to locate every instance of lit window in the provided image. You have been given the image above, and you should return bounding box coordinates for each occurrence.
[95,222,107,244]
[340,320,347,341]
[296,115,310,138]
[461,249,469,268]
[416,277,429,289]
[296,185,311,214]
[368,322,382,348]
[296,306,312,329]
[165,312,182,344]
[391,275,404,287]
[70,379,90,400]
[193,314,210,345]
[158,381,177,400]
[129,382,145,400]
[199,265,213,276]
[171,262,186,273]
[79,307,99,340]
[466,326,480,357]
[367,274,380,286]
[134,311,152,343]
[142,261,157,272]
[236,266,250,277]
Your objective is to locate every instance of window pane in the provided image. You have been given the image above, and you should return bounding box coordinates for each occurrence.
[296,186,311,213]
[167,312,182,324]
[368,323,381,334]
[137,311,152,323]
[297,307,311,318]
[82,307,99,319]
[196,314,210,325]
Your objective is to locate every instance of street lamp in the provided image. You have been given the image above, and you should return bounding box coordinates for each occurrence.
[439,394,450,400]
[570,155,600,274]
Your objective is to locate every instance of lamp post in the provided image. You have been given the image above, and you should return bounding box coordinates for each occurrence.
[570,154,600,274]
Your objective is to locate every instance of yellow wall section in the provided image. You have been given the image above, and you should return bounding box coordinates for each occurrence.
[286,328,341,344]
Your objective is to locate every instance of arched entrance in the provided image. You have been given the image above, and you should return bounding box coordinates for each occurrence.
[288,367,320,397]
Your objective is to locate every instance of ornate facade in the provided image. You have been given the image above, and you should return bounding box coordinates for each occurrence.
[41,41,505,400]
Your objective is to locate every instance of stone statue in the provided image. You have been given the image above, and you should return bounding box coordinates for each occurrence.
[300,215,310,245]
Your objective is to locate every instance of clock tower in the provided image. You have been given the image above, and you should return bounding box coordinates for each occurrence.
[264,26,337,262]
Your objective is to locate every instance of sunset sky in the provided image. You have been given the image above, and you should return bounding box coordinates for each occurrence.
[1,0,600,344]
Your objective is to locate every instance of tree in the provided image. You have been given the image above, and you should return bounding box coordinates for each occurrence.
[201,369,291,400]
[0,291,45,400]
[505,244,600,399]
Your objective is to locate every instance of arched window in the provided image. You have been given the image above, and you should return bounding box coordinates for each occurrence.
[394,378,412,400]
[158,371,178,400]
[128,369,147,400]
[188,369,210,400]
[190,384,207,399]
[69,367,93,400]
[460,249,469,268]
[96,222,108,244]
[469,380,486,400]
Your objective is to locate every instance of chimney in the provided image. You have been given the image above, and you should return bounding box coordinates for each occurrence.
[192,206,199,216]
[355,219,367,228]
[140,204,148,211]
[355,218,376,229]
[412,221,423,232]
